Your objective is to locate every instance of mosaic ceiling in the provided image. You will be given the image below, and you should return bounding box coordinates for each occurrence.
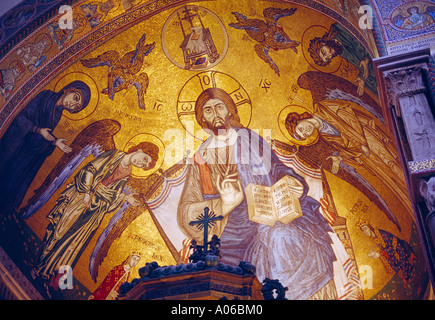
[0,0,432,300]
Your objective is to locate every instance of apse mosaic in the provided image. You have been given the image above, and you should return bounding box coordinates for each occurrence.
[370,0,435,54]
[0,0,431,300]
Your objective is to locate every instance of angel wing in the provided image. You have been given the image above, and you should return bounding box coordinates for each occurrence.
[254,44,280,75]
[298,71,383,120]
[228,12,266,42]
[20,119,121,219]
[263,7,297,26]
[89,162,187,282]
[132,73,149,110]
[424,6,435,15]
[120,34,155,70]
[392,14,407,28]
[272,138,401,231]
[290,71,402,231]
[80,50,121,69]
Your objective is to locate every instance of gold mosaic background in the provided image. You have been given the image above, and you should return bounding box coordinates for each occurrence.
[0,0,430,300]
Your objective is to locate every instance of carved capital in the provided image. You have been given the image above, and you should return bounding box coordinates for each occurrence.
[383,63,428,107]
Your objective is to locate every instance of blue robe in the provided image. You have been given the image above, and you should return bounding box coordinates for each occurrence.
[0,80,90,213]
[178,128,336,299]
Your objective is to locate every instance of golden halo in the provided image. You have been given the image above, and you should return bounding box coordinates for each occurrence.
[177,71,252,141]
[32,32,53,54]
[161,5,229,71]
[390,2,432,31]
[123,133,165,178]
[71,13,88,34]
[54,72,99,121]
[301,25,343,74]
[278,105,319,147]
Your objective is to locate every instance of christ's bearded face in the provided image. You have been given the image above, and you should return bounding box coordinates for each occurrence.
[201,98,231,135]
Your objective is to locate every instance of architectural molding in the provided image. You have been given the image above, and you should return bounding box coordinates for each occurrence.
[383,63,428,111]
[0,246,43,300]
[374,47,435,288]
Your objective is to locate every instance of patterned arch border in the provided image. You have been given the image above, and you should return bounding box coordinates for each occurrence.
[0,0,79,60]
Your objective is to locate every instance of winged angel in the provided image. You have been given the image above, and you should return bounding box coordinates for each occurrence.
[80,34,155,109]
[392,6,435,30]
[229,7,300,76]
[273,71,410,232]
[22,119,162,284]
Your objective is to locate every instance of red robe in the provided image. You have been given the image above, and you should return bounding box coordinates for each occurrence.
[89,265,129,300]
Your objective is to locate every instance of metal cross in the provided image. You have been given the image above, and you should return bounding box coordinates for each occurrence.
[189,207,223,250]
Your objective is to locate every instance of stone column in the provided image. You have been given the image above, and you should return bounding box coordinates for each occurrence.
[384,63,435,165]
[375,48,435,287]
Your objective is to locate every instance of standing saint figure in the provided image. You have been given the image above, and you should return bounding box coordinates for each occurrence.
[308,23,377,97]
[0,80,91,213]
[16,34,52,72]
[88,253,141,300]
[358,220,416,288]
[31,141,159,287]
[0,62,25,99]
[177,87,343,300]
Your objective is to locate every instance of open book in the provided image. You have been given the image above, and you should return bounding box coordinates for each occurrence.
[245,175,303,227]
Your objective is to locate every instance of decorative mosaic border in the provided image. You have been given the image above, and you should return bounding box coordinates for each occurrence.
[408,158,435,174]
[361,0,387,57]
[0,246,43,300]
[0,0,80,60]
[429,55,435,101]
